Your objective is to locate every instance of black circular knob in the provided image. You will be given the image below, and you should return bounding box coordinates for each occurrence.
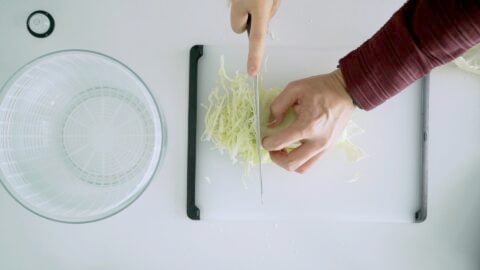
[27,10,55,38]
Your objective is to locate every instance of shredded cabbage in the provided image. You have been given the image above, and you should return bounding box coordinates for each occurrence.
[202,57,366,171]
[336,120,368,162]
[202,56,276,170]
[454,43,480,75]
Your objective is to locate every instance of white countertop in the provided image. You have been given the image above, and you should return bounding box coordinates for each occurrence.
[1,1,479,269]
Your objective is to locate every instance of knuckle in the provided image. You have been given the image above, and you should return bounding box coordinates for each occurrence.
[287,80,302,89]
[286,81,297,90]
[284,82,301,96]
[270,101,282,116]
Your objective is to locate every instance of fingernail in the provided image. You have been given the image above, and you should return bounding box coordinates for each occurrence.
[248,65,257,76]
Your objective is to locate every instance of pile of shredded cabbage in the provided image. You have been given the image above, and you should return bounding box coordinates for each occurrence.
[202,57,367,171]
[201,57,276,170]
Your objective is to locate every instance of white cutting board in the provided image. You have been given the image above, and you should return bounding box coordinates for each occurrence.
[193,45,426,222]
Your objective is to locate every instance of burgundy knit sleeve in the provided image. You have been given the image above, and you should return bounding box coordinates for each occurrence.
[339,0,480,110]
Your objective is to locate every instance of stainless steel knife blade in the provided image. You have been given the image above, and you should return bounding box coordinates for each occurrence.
[253,74,264,203]
[245,15,264,203]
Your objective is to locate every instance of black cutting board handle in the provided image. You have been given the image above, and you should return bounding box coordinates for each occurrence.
[187,45,203,220]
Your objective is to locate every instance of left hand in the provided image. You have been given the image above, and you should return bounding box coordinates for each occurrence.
[230,0,281,76]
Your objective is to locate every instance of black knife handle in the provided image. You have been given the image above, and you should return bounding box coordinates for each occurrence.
[246,14,252,36]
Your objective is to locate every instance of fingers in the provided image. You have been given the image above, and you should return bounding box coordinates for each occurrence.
[295,151,325,174]
[263,121,305,151]
[230,2,249,33]
[247,10,269,75]
[268,83,299,126]
[269,141,326,172]
[231,0,278,75]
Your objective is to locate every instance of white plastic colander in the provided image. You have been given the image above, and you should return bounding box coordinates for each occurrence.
[0,50,165,223]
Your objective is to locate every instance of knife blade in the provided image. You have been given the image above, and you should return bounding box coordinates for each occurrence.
[253,74,264,204]
[246,13,264,203]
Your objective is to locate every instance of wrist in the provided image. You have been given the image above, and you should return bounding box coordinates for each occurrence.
[333,69,359,108]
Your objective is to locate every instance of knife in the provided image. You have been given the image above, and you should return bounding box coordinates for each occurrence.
[253,74,264,204]
[246,14,264,203]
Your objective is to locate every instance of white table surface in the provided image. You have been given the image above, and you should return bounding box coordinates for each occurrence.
[0,1,479,269]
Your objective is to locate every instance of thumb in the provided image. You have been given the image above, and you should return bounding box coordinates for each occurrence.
[269,83,300,127]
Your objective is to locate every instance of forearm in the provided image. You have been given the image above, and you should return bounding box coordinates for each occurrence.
[339,0,480,110]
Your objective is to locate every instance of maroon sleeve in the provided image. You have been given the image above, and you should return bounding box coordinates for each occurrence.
[339,0,480,110]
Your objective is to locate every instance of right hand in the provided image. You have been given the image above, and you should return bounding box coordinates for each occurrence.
[262,69,356,173]
[230,0,281,76]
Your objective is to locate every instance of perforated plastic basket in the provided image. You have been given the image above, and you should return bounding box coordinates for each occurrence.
[0,50,165,223]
